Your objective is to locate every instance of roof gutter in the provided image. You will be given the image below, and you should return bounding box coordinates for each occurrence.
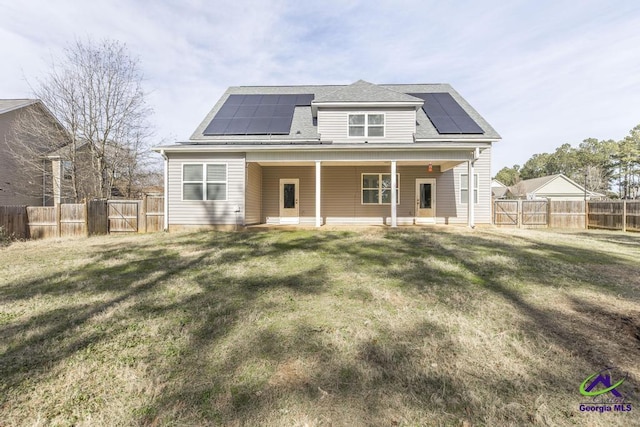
[152,142,492,153]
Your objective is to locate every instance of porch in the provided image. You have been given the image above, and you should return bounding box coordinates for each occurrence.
[245,161,477,227]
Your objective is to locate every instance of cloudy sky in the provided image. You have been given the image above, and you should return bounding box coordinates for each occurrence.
[1,0,639,173]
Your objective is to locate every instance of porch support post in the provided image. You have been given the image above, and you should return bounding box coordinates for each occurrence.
[467,160,475,228]
[391,161,397,227]
[315,161,322,227]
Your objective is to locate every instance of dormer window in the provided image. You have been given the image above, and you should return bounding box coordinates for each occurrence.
[348,113,385,137]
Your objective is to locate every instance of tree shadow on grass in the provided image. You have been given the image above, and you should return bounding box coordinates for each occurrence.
[0,231,340,416]
[0,244,208,398]
[2,228,639,425]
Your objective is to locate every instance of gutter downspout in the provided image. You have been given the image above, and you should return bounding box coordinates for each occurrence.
[468,147,480,229]
[160,150,169,231]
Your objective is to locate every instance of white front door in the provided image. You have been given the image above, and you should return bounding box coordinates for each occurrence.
[416,178,436,223]
[279,179,299,224]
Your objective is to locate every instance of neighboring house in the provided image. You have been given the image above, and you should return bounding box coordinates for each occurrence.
[507,174,604,201]
[0,99,67,206]
[491,179,508,199]
[153,80,501,230]
[45,139,89,204]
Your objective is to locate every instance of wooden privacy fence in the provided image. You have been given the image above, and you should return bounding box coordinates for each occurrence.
[27,203,87,239]
[108,201,139,233]
[494,200,586,229]
[0,195,164,240]
[521,200,548,226]
[549,201,587,228]
[493,201,518,226]
[0,206,28,239]
[494,199,640,231]
[588,200,640,232]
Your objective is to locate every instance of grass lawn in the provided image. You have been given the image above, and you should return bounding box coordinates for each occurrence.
[1,227,639,426]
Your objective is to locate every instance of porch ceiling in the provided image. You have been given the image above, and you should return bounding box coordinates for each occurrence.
[253,160,464,169]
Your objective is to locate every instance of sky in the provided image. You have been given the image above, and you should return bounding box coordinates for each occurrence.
[1,0,639,174]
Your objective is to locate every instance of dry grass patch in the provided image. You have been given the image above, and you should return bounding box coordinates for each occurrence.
[0,227,639,426]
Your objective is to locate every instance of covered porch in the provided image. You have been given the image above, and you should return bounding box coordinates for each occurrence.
[245,156,479,228]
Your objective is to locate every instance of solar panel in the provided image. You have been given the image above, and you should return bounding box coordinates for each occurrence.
[245,118,272,134]
[295,94,314,106]
[240,94,263,105]
[203,118,231,135]
[234,105,258,118]
[225,95,245,105]
[254,104,276,118]
[277,94,297,105]
[268,117,294,134]
[410,93,483,134]
[203,93,314,135]
[224,117,251,134]
[273,104,295,117]
[215,103,239,118]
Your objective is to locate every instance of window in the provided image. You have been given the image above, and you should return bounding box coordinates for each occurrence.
[183,163,227,201]
[460,174,478,204]
[349,113,385,137]
[62,160,73,180]
[362,173,399,204]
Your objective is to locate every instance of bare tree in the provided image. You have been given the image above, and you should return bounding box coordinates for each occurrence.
[11,38,153,202]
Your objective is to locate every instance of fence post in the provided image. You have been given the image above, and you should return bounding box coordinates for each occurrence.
[547,198,551,228]
[83,199,89,237]
[517,199,522,228]
[141,195,148,233]
[585,200,589,230]
[622,200,627,232]
[55,203,61,238]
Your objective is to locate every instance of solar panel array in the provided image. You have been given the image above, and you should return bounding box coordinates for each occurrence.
[410,93,483,134]
[204,94,314,135]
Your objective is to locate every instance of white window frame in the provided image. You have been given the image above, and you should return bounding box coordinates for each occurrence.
[361,173,400,205]
[348,113,385,138]
[460,173,479,204]
[182,163,228,201]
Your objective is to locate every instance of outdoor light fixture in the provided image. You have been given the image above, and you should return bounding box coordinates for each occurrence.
[428,163,433,173]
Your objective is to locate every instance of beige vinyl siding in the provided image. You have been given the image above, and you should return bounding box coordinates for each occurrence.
[533,176,586,200]
[449,147,492,224]
[245,162,262,224]
[317,107,416,143]
[261,165,463,224]
[167,152,244,226]
[262,166,316,223]
[321,166,444,220]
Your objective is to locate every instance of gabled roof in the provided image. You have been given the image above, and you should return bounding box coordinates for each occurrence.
[508,174,604,198]
[0,99,39,115]
[185,81,501,143]
[492,187,508,198]
[511,174,561,195]
[313,80,423,104]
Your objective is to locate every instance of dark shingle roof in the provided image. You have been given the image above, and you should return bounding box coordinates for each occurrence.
[314,80,424,103]
[188,81,500,143]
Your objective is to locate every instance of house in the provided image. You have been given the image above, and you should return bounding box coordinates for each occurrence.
[153,80,501,230]
[491,179,508,199]
[507,174,604,201]
[0,99,67,206]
